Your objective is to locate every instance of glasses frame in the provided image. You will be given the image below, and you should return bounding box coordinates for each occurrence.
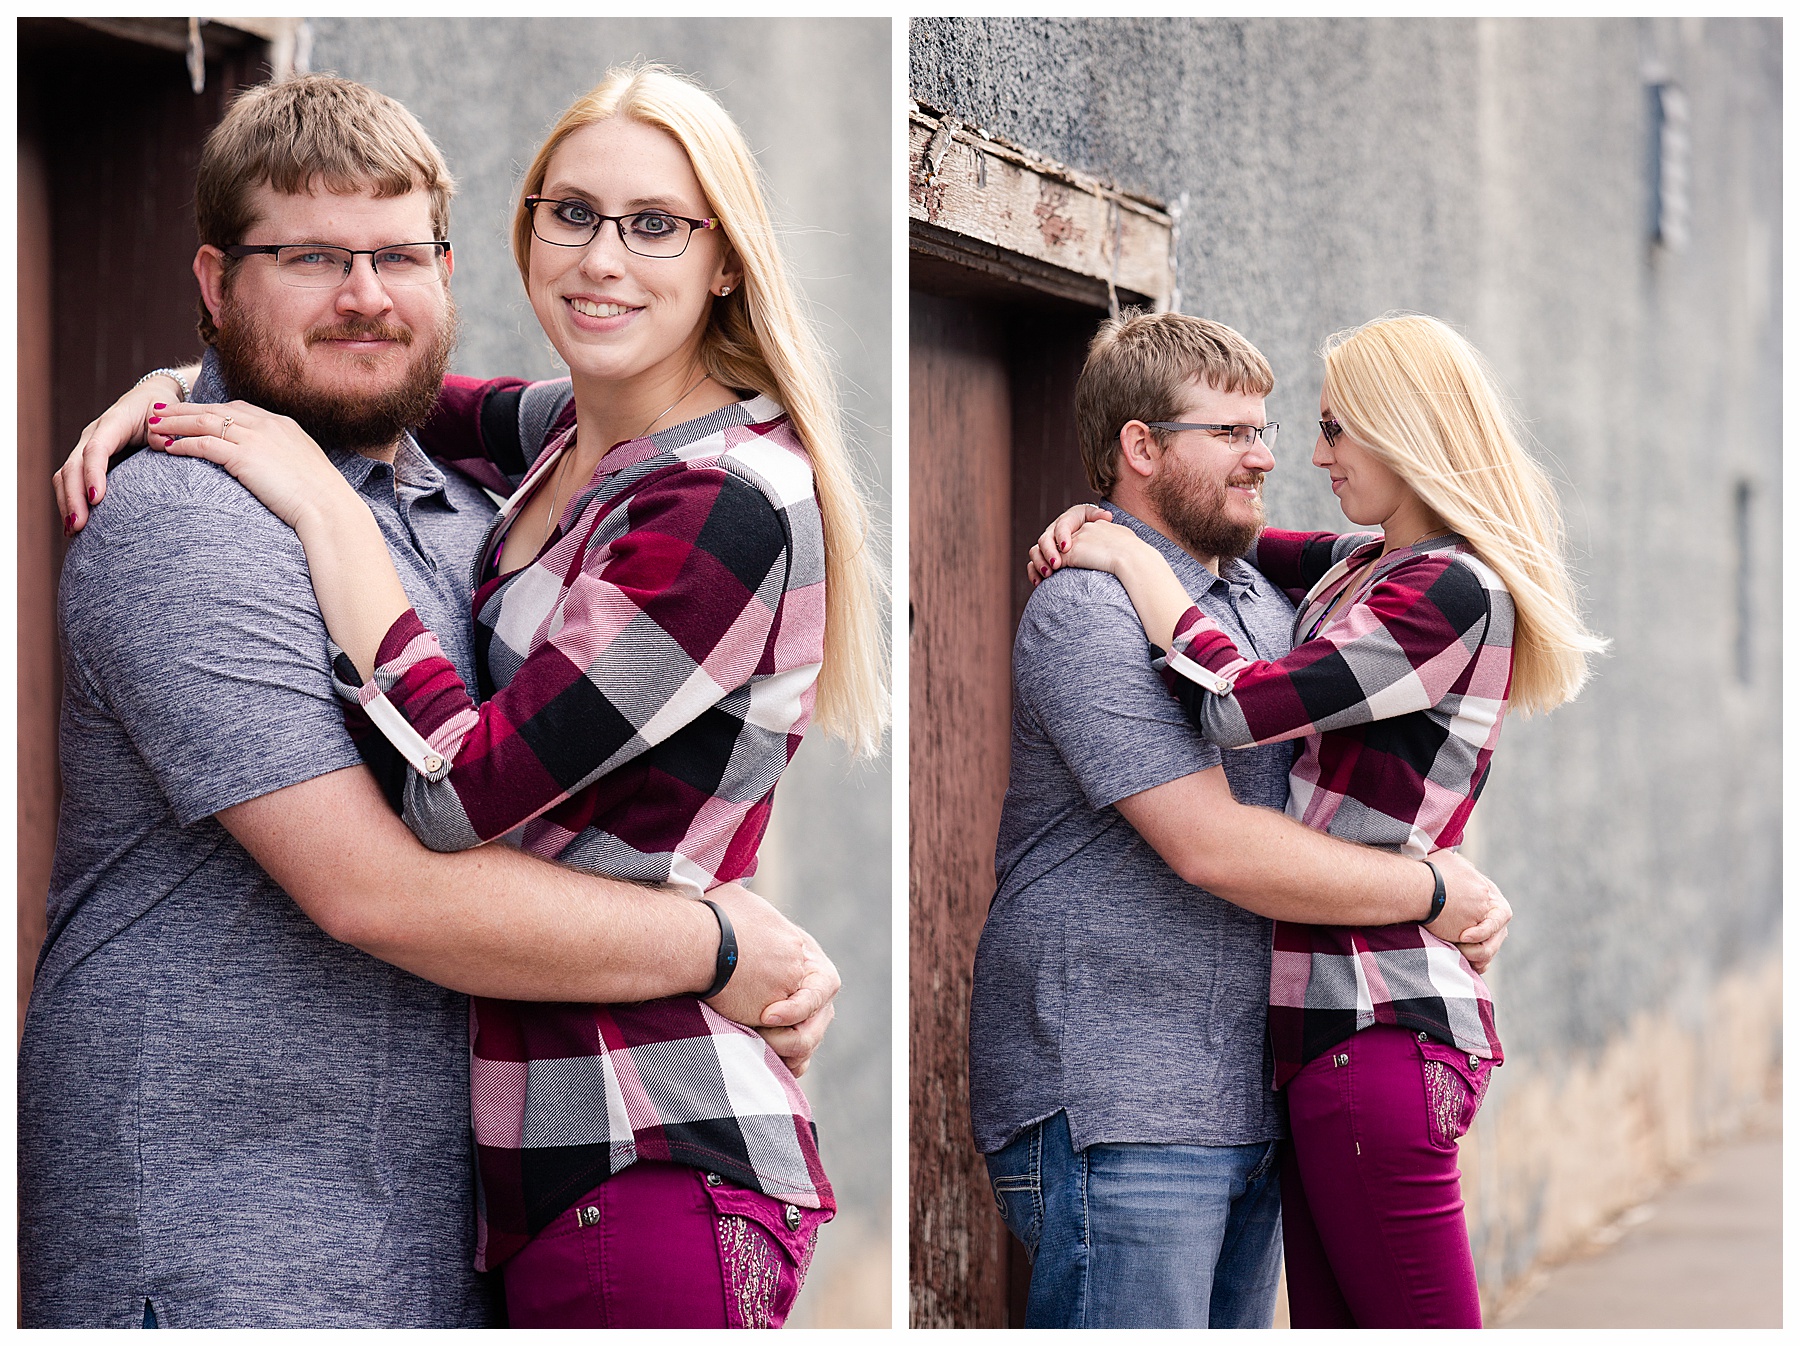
[221,241,451,288]
[523,196,720,258]
[1319,416,1344,447]
[1145,420,1279,450]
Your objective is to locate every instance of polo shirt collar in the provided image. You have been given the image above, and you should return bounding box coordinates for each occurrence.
[1103,500,1260,599]
[193,347,455,506]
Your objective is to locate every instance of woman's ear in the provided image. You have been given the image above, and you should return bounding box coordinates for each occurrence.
[714,247,743,298]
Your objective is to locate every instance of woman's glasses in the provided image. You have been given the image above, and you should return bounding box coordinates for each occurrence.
[525,196,719,258]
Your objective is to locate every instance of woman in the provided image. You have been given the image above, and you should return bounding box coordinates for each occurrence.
[1029,314,1605,1327]
[66,64,884,1328]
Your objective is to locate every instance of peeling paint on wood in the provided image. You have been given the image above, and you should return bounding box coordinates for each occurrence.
[1033,181,1084,250]
[909,105,1174,310]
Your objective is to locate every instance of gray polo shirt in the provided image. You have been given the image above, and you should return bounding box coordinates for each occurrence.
[19,353,503,1327]
[969,505,1298,1154]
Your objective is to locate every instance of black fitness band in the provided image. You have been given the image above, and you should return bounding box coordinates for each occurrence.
[1421,860,1446,925]
[699,899,739,999]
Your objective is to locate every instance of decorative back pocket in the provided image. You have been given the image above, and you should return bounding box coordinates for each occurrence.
[990,1171,1044,1257]
[1415,1035,1495,1148]
[702,1173,832,1329]
[984,1122,1045,1257]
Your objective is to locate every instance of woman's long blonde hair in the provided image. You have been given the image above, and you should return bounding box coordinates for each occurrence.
[1322,314,1607,713]
[512,64,887,755]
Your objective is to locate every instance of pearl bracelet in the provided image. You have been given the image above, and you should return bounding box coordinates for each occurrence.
[135,366,192,404]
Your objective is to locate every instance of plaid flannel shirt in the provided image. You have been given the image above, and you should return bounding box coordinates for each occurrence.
[339,376,832,1269]
[1161,528,1511,1086]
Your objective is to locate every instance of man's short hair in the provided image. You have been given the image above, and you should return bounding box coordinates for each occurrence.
[194,73,456,343]
[1075,309,1275,495]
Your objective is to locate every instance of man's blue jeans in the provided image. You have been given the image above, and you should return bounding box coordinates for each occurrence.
[985,1111,1283,1328]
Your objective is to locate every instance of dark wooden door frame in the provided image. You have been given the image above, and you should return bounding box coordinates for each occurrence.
[16,19,272,1034]
[908,254,1121,1330]
[908,106,1178,1325]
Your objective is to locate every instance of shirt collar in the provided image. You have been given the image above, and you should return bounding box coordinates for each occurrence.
[592,392,786,480]
[193,347,453,505]
[1103,501,1260,599]
[391,433,449,501]
[1348,530,1463,584]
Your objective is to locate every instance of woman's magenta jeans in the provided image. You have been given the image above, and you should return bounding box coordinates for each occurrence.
[1281,1023,1494,1327]
[500,1160,829,1328]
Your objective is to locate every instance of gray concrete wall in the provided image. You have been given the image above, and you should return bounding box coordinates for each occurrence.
[914,14,1780,1309]
[306,19,893,1324]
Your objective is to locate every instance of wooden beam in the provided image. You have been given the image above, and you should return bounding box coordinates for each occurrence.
[911,220,1155,313]
[72,17,262,58]
[908,103,1174,312]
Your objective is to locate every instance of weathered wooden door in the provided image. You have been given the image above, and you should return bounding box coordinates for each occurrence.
[908,290,1016,1328]
[907,101,1176,1327]
[17,19,270,1031]
[908,271,1110,1325]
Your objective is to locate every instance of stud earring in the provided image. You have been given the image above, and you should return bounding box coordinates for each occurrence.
[718,285,732,296]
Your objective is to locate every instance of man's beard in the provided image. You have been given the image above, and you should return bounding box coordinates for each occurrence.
[1147,451,1265,563]
[212,290,457,454]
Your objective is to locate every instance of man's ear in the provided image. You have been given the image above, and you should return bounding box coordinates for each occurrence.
[1117,420,1162,480]
[194,246,228,327]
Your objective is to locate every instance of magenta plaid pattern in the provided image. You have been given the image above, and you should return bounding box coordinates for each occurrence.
[338,378,831,1269]
[1160,529,1510,1087]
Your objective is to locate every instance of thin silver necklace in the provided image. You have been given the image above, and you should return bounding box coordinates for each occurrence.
[639,370,712,440]
[1384,524,1454,555]
[541,446,575,537]
[541,371,711,537]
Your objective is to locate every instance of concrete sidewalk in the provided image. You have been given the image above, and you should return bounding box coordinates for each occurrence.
[1494,1101,1782,1328]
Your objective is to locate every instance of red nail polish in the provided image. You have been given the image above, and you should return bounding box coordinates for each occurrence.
[66,512,76,530]
[152,403,166,410]
[87,487,97,503]
[148,416,161,424]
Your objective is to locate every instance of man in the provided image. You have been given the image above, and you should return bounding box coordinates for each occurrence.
[968,311,1509,1329]
[21,75,834,1328]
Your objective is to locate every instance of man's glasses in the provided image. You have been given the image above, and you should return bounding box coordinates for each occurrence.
[1146,421,1279,450]
[1319,417,1344,446]
[525,196,719,258]
[222,242,450,289]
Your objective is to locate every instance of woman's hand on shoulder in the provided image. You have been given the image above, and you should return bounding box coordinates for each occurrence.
[150,401,349,532]
[1028,502,1115,587]
[1059,520,1152,580]
[55,367,196,535]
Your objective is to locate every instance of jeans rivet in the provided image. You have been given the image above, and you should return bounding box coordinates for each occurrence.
[1334,1052,1349,1067]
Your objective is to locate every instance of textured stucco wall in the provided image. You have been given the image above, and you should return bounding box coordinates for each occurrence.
[913,14,1780,1310]
[307,18,893,1324]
